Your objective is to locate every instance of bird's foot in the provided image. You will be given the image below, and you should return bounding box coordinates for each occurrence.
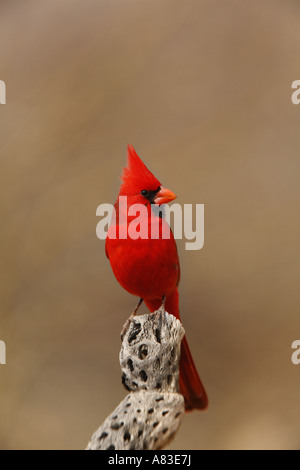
[121,298,143,341]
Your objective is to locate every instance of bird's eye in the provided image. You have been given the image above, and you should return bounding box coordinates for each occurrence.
[141,190,150,197]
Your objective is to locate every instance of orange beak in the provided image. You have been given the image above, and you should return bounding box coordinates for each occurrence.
[154,187,177,205]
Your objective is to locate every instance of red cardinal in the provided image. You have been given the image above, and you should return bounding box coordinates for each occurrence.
[105,145,208,411]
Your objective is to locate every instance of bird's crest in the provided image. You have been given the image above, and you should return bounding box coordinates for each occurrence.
[119,145,161,195]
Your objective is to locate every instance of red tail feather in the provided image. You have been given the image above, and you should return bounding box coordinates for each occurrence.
[144,289,208,412]
[179,335,208,411]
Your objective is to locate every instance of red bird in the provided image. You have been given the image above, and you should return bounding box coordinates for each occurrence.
[105,145,208,411]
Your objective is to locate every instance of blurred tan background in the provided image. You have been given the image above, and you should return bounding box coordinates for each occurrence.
[0,0,299,450]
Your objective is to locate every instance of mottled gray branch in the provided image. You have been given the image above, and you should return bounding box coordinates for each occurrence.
[86,307,185,450]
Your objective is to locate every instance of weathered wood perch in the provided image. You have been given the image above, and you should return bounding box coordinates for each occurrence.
[86,307,185,450]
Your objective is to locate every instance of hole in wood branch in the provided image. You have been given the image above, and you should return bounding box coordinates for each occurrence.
[128,322,141,344]
[139,370,148,382]
[138,344,148,359]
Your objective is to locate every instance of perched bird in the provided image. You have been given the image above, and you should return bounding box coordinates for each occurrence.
[105,145,208,411]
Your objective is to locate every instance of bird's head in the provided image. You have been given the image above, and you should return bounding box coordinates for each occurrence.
[119,144,177,206]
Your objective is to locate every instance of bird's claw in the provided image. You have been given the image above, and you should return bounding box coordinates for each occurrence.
[120,298,143,341]
[120,317,133,341]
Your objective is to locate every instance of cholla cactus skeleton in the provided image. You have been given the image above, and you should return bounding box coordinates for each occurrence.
[86,308,185,450]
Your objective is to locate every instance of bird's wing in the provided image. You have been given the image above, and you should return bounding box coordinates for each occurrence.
[105,236,109,259]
